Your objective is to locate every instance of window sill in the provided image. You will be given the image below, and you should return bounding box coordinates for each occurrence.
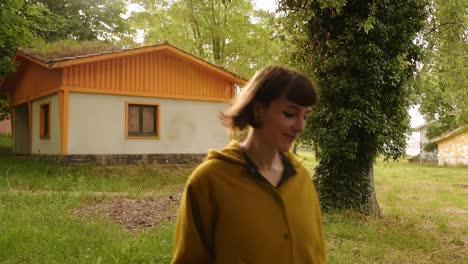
[126,135,160,139]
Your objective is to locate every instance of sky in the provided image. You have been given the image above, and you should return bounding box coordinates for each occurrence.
[253,0,277,12]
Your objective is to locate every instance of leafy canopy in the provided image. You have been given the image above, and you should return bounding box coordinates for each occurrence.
[0,0,133,119]
[417,0,467,137]
[0,0,32,75]
[129,0,286,77]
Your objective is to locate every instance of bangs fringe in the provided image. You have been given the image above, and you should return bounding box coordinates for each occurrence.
[284,74,319,106]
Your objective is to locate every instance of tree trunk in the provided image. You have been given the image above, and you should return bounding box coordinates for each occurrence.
[368,162,382,217]
[187,0,204,56]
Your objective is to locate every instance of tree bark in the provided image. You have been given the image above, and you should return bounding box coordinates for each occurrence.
[368,162,382,217]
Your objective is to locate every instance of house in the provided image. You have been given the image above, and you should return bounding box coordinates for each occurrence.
[0,43,247,164]
[431,127,468,166]
[411,121,438,164]
[405,132,420,156]
[0,118,11,136]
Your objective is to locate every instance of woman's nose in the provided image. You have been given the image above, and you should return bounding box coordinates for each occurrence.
[295,117,306,133]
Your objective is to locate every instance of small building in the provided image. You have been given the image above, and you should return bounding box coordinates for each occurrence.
[0,118,12,136]
[431,127,468,166]
[0,43,246,164]
[411,121,438,164]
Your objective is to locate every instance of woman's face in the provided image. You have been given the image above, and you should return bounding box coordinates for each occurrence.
[255,96,310,152]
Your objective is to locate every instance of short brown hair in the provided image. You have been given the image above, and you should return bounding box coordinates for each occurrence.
[220,65,319,130]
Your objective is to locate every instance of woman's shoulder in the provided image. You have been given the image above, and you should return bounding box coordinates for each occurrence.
[186,158,234,185]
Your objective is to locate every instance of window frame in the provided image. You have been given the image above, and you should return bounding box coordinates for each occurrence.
[125,102,160,139]
[39,103,51,139]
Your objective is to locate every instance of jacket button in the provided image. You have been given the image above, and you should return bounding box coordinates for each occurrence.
[283,233,289,240]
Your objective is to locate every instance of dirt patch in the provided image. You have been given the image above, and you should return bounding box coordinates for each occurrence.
[72,192,182,231]
[444,207,467,215]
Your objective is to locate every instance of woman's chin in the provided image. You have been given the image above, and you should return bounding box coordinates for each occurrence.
[279,143,293,152]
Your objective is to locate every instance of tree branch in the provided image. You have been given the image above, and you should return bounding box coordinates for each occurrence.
[427,21,466,35]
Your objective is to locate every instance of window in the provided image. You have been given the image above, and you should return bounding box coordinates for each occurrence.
[126,102,160,138]
[40,103,50,139]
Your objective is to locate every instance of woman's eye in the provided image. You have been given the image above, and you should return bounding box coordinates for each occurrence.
[283,111,295,118]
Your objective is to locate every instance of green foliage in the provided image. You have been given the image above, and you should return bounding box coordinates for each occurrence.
[0,0,33,76]
[130,0,286,77]
[0,0,32,120]
[25,0,133,42]
[417,0,468,130]
[423,116,458,152]
[280,0,428,213]
[1,0,133,76]
[0,94,10,121]
[23,2,69,42]
[423,141,437,152]
[426,116,457,139]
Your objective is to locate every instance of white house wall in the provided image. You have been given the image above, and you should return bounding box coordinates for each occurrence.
[31,94,61,154]
[67,92,230,154]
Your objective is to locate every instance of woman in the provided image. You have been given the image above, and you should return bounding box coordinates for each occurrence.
[171,65,326,263]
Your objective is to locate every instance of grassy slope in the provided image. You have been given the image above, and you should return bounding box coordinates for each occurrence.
[0,136,466,263]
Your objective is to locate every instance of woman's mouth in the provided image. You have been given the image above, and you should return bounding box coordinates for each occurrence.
[283,134,296,140]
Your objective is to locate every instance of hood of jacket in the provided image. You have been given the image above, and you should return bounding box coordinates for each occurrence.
[205,140,301,168]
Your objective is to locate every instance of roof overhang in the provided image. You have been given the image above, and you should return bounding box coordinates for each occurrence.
[412,120,438,132]
[430,127,468,144]
[12,43,248,86]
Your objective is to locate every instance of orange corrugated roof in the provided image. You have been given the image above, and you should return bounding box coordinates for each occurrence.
[15,42,247,85]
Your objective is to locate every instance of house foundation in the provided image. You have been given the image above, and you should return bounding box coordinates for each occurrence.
[27,153,206,166]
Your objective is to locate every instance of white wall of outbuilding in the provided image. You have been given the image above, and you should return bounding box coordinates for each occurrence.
[67,92,230,154]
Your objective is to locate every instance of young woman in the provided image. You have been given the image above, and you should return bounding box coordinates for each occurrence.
[171,65,326,263]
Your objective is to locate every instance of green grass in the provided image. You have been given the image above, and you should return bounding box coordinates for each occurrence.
[0,136,191,196]
[0,192,175,263]
[1,136,467,263]
[299,152,467,263]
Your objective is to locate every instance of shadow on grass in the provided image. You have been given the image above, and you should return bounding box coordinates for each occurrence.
[0,146,11,156]
[0,135,12,155]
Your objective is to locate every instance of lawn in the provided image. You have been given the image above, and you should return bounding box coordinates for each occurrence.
[0,135,466,263]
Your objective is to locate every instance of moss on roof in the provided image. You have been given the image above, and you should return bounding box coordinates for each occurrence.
[16,39,247,82]
[21,39,139,62]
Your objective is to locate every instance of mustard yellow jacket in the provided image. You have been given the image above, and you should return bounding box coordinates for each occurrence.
[171,141,326,263]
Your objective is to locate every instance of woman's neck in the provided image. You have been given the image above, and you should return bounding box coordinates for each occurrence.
[240,130,279,171]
